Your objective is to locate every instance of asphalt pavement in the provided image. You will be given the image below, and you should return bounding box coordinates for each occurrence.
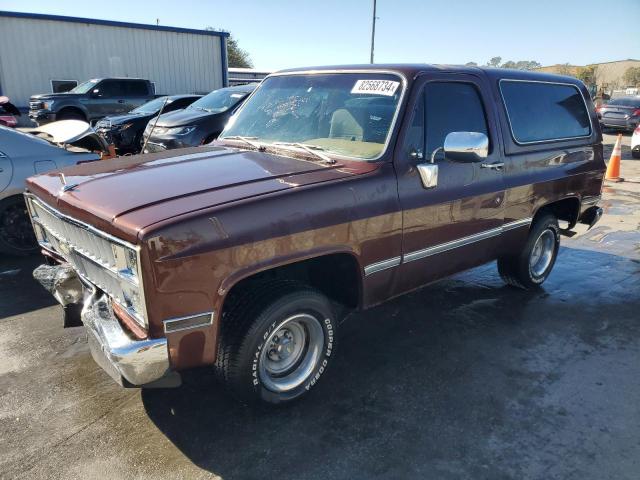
[0,134,638,480]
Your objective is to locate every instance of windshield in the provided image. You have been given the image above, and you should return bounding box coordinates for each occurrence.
[132,96,171,114]
[188,89,248,113]
[69,79,99,94]
[220,73,403,160]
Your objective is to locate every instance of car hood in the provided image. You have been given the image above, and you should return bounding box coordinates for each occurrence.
[98,112,150,126]
[154,108,218,127]
[30,93,85,101]
[25,146,373,243]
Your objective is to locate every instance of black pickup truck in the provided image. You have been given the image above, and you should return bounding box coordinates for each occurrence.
[29,78,156,125]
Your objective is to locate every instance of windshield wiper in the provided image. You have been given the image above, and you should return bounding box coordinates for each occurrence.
[273,142,336,164]
[222,135,264,149]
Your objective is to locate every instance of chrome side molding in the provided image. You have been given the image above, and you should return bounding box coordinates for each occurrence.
[364,218,532,276]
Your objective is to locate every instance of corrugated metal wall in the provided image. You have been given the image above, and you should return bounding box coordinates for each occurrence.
[0,15,225,107]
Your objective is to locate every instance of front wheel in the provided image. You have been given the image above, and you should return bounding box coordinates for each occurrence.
[0,196,38,256]
[216,281,337,405]
[498,213,560,289]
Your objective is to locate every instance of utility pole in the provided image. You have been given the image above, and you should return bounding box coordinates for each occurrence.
[370,0,376,64]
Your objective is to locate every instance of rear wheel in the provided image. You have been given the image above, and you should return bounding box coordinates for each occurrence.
[216,281,337,405]
[0,196,38,256]
[498,213,560,289]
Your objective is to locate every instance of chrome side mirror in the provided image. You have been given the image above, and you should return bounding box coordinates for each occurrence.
[443,131,488,163]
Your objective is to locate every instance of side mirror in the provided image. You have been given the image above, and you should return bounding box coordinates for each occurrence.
[443,131,488,163]
[90,89,101,98]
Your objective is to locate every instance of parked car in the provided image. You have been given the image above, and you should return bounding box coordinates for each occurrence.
[95,95,202,154]
[0,96,20,127]
[632,125,640,158]
[27,65,604,405]
[141,84,255,152]
[29,78,156,126]
[0,121,106,255]
[596,96,640,131]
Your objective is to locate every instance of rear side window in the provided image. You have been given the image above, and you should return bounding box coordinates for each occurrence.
[500,80,591,144]
[126,80,149,96]
[99,80,126,97]
[424,82,489,157]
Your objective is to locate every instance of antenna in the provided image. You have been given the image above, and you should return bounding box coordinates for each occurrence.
[370,0,377,64]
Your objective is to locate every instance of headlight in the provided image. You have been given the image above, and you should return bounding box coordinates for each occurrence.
[114,122,134,131]
[166,126,196,136]
[43,101,54,110]
[112,244,139,281]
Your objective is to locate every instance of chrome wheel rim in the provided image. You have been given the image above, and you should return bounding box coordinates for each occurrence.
[259,313,324,393]
[529,229,555,278]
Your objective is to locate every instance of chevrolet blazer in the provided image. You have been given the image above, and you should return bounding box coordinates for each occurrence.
[27,65,605,404]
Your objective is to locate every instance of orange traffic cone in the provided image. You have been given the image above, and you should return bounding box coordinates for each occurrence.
[605,134,624,182]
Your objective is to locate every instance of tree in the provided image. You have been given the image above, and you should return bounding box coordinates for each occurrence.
[486,56,502,68]
[206,28,253,68]
[623,67,640,87]
[481,58,541,70]
[576,65,597,86]
[226,35,253,68]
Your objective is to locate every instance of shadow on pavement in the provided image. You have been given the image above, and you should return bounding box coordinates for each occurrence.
[0,254,56,319]
[141,246,640,480]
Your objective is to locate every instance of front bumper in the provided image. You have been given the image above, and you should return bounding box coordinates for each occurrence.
[33,262,180,388]
[28,109,56,124]
[84,294,179,387]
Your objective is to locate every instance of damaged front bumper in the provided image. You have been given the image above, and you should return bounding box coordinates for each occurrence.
[33,263,180,388]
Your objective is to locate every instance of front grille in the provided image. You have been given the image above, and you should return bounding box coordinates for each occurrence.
[26,194,147,327]
[29,101,43,110]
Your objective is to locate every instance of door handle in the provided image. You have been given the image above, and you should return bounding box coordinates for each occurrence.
[117,99,125,104]
[480,162,504,171]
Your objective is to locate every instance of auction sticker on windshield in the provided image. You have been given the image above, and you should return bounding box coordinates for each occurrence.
[351,79,400,96]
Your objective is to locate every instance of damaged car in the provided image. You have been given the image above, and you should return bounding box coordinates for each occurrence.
[0,121,107,255]
[95,95,202,154]
[141,84,255,152]
[0,96,20,128]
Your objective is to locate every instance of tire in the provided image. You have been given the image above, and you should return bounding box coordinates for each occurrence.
[216,280,337,405]
[497,213,560,289]
[56,109,86,122]
[0,196,39,256]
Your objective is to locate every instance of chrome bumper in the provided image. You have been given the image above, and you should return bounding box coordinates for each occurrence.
[83,294,178,387]
[34,263,179,388]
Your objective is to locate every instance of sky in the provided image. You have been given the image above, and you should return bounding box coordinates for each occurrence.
[1,0,638,71]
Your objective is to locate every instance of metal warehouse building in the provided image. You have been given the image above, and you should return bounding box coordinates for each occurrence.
[0,11,229,108]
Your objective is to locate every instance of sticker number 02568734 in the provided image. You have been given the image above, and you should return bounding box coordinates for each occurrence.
[351,79,400,96]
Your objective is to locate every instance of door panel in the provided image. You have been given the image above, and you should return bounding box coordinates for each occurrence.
[394,73,505,295]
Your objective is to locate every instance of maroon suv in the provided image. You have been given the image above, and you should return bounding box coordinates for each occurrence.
[27,65,605,405]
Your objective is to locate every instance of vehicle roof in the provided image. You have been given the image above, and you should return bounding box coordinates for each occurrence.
[220,83,257,93]
[88,77,150,82]
[165,94,203,100]
[274,64,586,86]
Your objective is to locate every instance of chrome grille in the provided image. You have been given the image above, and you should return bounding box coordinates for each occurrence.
[26,194,147,327]
[29,101,43,110]
[30,199,118,269]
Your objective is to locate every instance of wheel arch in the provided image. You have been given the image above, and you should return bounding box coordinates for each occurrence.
[218,249,364,318]
[532,196,581,229]
[56,105,88,122]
